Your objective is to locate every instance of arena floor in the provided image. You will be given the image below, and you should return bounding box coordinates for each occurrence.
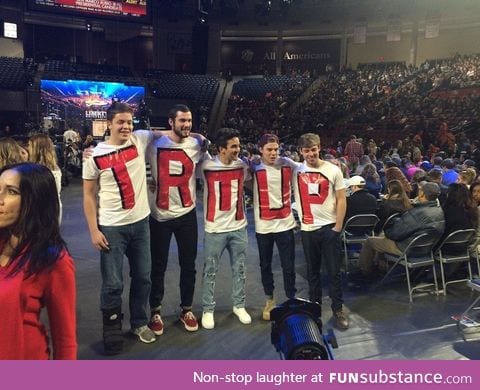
[60,178,480,360]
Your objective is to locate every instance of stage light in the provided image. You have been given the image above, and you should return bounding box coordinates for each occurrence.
[197,10,208,24]
[197,0,210,24]
[270,298,337,360]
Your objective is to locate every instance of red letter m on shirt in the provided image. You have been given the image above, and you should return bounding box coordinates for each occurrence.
[204,168,245,222]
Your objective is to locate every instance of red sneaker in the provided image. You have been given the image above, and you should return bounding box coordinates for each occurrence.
[180,310,199,332]
[148,313,164,336]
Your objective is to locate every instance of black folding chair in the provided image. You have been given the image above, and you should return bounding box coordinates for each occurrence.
[378,212,400,235]
[341,214,379,272]
[435,229,476,296]
[377,231,439,303]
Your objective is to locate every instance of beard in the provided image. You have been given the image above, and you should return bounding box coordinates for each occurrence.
[173,127,190,139]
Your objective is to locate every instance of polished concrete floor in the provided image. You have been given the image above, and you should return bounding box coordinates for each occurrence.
[60,178,480,360]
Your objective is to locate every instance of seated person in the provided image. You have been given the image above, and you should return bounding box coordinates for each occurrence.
[441,159,459,186]
[344,175,378,236]
[375,179,412,234]
[436,182,478,284]
[426,168,448,206]
[469,182,480,253]
[457,168,477,188]
[439,183,478,253]
[361,163,382,199]
[355,181,445,279]
[409,169,427,199]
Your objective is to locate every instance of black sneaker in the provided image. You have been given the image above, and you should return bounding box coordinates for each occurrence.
[103,313,124,355]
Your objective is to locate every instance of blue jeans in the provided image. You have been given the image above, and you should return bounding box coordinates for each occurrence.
[202,228,248,312]
[99,217,151,329]
[301,224,344,312]
[256,229,296,299]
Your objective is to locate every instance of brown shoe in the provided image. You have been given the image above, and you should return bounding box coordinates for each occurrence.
[333,310,349,330]
[262,298,276,321]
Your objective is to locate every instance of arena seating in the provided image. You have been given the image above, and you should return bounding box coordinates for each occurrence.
[0,56,37,90]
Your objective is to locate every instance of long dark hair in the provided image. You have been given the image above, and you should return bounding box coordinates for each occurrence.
[386,179,412,210]
[0,162,67,277]
[444,183,478,228]
[385,167,412,195]
[470,181,480,206]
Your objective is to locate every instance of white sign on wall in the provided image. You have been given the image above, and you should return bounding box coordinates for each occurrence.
[3,22,17,39]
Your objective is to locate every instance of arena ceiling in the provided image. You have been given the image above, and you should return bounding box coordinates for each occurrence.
[17,1,480,37]
[170,0,480,27]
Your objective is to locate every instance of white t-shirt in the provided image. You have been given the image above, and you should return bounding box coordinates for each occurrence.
[201,157,251,233]
[292,160,345,231]
[83,130,153,227]
[252,159,296,234]
[147,135,206,222]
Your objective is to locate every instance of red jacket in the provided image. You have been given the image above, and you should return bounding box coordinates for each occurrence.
[0,251,77,360]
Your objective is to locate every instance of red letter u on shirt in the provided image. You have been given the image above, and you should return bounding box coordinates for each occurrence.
[204,168,245,222]
[255,167,292,220]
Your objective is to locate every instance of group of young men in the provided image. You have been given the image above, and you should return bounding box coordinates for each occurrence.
[82,102,349,356]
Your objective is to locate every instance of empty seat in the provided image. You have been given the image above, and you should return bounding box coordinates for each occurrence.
[435,229,476,295]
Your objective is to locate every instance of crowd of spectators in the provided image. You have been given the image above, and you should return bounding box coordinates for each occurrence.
[223,74,312,142]
[222,53,480,157]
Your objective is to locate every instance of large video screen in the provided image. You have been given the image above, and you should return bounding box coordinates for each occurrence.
[40,79,145,133]
[29,1,148,19]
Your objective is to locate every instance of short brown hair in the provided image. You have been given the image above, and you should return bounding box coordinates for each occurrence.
[106,102,133,122]
[298,133,320,149]
[258,133,279,148]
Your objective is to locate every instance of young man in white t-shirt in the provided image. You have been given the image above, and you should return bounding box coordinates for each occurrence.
[292,133,349,330]
[83,102,156,355]
[146,104,208,335]
[251,134,297,321]
[200,128,252,329]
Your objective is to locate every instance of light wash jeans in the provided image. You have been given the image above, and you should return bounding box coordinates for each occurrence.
[99,217,151,329]
[202,227,248,312]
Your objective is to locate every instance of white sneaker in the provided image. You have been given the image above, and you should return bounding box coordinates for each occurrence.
[233,307,252,324]
[202,312,215,329]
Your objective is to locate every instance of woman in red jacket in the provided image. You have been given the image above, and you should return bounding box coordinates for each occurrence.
[0,162,76,359]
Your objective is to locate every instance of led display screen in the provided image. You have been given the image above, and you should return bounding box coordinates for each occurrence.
[29,1,147,19]
[40,79,145,130]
